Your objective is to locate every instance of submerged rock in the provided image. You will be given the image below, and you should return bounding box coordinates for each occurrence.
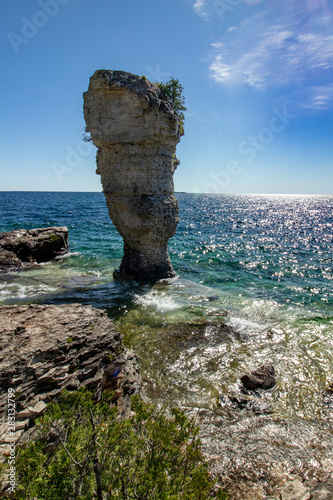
[83,70,182,281]
[218,393,272,414]
[240,364,276,391]
[325,382,333,394]
[323,382,333,407]
[0,227,68,271]
[309,480,333,500]
[0,304,141,455]
[280,479,311,500]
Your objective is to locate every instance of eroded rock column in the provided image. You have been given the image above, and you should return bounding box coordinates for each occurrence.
[84,70,181,281]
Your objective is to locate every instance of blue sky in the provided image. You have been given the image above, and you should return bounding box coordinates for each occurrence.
[1,0,333,194]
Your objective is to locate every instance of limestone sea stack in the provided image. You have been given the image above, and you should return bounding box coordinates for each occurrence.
[83,70,182,281]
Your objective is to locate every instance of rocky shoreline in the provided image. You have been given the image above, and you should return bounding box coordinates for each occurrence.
[189,405,333,500]
[0,227,69,272]
[0,304,141,458]
[0,303,332,499]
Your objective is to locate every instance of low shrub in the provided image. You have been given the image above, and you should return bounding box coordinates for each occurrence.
[9,388,227,499]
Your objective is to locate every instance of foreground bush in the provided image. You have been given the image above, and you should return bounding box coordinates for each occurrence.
[11,389,227,499]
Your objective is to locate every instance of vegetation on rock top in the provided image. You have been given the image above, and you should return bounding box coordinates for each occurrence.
[155,77,186,136]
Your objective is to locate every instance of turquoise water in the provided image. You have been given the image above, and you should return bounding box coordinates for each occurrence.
[1,191,333,476]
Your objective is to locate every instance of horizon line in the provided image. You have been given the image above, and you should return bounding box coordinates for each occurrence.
[0,190,332,197]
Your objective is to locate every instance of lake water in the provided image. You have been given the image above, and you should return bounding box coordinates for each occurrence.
[1,191,333,484]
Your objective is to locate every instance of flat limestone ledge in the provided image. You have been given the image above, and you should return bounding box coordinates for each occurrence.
[0,303,141,454]
[0,227,69,271]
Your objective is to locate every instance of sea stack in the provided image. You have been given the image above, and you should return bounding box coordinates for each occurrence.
[83,70,182,281]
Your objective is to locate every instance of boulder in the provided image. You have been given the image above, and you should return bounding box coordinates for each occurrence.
[0,227,69,271]
[0,303,141,455]
[83,70,182,281]
[240,364,276,391]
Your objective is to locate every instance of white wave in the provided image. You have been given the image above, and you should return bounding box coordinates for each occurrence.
[54,251,81,260]
[0,282,57,300]
[134,290,181,313]
[227,316,268,335]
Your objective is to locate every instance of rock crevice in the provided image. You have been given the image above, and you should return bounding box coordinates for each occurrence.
[84,70,181,281]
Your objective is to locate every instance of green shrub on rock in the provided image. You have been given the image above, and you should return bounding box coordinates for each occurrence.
[13,388,227,499]
[156,77,186,136]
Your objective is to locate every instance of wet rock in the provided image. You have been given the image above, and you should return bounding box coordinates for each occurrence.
[241,364,276,391]
[280,479,311,500]
[310,480,333,500]
[0,303,141,451]
[219,393,272,414]
[84,70,182,282]
[0,227,68,271]
[322,382,333,407]
[206,308,228,317]
[324,382,333,395]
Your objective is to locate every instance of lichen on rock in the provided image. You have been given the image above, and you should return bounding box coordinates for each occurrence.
[83,70,182,281]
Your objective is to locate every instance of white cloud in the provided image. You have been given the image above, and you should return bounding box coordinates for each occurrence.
[301,85,333,111]
[210,55,232,82]
[208,11,333,111]
[193,0,208,17]
[211,41,224,48]
[193,0,204,11]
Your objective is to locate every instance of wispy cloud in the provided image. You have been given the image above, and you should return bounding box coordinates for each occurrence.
[300,84,333,111]
[209,11,333,111]
[193,0,208,18]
